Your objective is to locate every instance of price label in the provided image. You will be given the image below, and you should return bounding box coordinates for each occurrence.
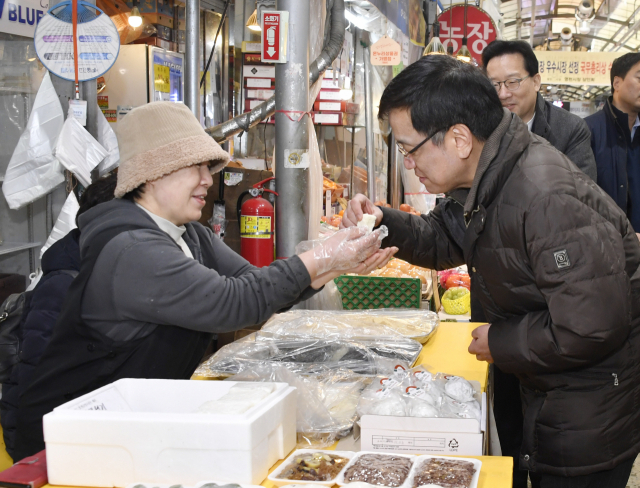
[155,64,170,93]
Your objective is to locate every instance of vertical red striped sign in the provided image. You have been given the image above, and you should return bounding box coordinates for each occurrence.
[262,12,281,62]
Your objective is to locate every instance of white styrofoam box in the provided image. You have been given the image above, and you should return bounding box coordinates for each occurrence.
[359,393,487,456]
[236,158,267,171]
[407,455,482,488]
[334,451,416,488]
[267,450,356,487]
[44,379,296,487]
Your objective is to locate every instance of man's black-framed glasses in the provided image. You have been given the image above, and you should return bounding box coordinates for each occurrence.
[396,130,441,157]
[492,75,530,92]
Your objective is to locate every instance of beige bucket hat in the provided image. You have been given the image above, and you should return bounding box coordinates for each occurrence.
[114,101,230,198]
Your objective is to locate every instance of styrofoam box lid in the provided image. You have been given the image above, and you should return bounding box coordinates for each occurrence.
[44,379,296,451]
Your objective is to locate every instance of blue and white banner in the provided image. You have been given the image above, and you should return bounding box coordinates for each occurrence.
[0,0,48,37]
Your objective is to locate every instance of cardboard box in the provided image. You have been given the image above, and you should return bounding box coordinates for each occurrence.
[44,379,296,486]
[245,78,274,88]
[246,88,274,100]
[142,12,173,28]
[313,100,346,112]
[313,112,342,125]
[243,65,276,78]
[359,393,487,456]
[132,36,176,51]
[318,89,342,101]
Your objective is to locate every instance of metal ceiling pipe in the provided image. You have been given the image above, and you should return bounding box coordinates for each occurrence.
[206,0,345,142]
[389,134,402,209]
[529,0,536,46]
[274,0,310,259]
[185,0,200,117]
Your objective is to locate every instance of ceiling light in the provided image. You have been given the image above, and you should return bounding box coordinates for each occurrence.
[246,9,261,31]
[579,19,591,34]
[128,6,142,27]
[423,25,446,56]
[456,39,477,65]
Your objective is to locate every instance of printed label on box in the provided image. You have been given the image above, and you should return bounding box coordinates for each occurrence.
[314,113,340,124]
[243,65,276,78]
[246,78,273,88]
[318,102,341,111]
[72,388,132,412]
[318,90,342,101]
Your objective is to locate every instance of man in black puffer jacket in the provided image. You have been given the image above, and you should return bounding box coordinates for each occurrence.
[343,55,640,487]
[0,175,116,460]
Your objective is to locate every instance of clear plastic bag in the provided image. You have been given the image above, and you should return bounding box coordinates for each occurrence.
[55,113,107,187]
[228,364,366,448]
[295,226,388,275]
[96,106,120,176]
[262,309,439,344]
[194,331,422,379]
[39,190,79,258]
[2,71,65,210]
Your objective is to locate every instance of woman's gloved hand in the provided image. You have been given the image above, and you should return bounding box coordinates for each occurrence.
[311,226,387,275]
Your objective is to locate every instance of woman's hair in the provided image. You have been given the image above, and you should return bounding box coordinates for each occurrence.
[75,173,118,226]
[121,184,146,202]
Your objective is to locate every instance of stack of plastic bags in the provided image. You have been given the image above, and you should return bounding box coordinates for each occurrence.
[356,365,482,423]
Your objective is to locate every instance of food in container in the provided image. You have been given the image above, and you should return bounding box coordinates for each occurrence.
[411,457,478,488]
[278,452,350,481]
[342,453,413,487]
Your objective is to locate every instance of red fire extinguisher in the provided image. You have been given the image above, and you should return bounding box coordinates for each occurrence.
[237,177,278,267]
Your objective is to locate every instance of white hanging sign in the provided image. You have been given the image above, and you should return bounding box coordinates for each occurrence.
[34,3,119,81]
[0,0,47,37]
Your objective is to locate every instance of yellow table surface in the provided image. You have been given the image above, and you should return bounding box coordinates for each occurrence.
[10,322,501,486]
[417,321,488,391]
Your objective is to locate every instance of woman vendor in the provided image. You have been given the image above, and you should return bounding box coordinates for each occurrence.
[14,102,396,460]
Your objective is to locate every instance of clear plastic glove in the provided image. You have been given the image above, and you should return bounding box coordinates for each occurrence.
[297,226,388,276]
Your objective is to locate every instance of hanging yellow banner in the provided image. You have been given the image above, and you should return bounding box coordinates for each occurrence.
[536,51,624,86]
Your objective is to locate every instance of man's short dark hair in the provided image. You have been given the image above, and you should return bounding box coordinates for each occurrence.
[76,173,118,226]
[378,55,504,142]
[611,52,640,93]
[481,40,539,77]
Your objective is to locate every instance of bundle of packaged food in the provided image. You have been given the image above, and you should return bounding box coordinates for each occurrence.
[356,365,482,423]
[262,309,439,344]
[194,331,423,379]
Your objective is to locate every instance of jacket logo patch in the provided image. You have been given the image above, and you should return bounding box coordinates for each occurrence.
[553,249,571,269]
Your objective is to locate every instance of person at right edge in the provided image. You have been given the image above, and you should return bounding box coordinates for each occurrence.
[586,52,640,241]
[343,55,640,488]
[479,39,598,488]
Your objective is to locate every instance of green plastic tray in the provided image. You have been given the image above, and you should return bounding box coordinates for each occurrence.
[334,275,422,310]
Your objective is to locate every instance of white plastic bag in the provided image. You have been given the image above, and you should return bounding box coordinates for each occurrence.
[96,106,120,176]
[2,71,65,210]
[40,191,79,259]
[55,112,107,187]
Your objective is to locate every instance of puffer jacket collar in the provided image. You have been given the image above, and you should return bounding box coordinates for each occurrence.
[463,108,530,225]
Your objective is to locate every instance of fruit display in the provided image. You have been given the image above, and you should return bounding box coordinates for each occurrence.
[323,177,344,203]
[320,214,342,228]
[277,452,350,481]
[365,258,431,286]
[373,201,422,216]
[439,269,471,291]
[441,287,471,315]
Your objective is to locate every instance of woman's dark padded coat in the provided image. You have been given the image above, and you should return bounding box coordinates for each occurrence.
[380,109,640,476]
[0,229,80,460]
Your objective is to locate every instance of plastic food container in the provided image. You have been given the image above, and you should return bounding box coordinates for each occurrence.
[268,450,357,487]
[335,451,416,488]
[406,455,482,488]
[44,379,296,487]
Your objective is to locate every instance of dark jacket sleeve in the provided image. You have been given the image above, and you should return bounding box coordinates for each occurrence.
[107,230,314,333]
[380,204,465,270]
[564,117,598,182]
[488,193,631,374]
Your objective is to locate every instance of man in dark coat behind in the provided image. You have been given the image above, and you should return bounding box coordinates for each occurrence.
[0,175,116,460]
[343,55,640,488]
[586,52,640,237]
